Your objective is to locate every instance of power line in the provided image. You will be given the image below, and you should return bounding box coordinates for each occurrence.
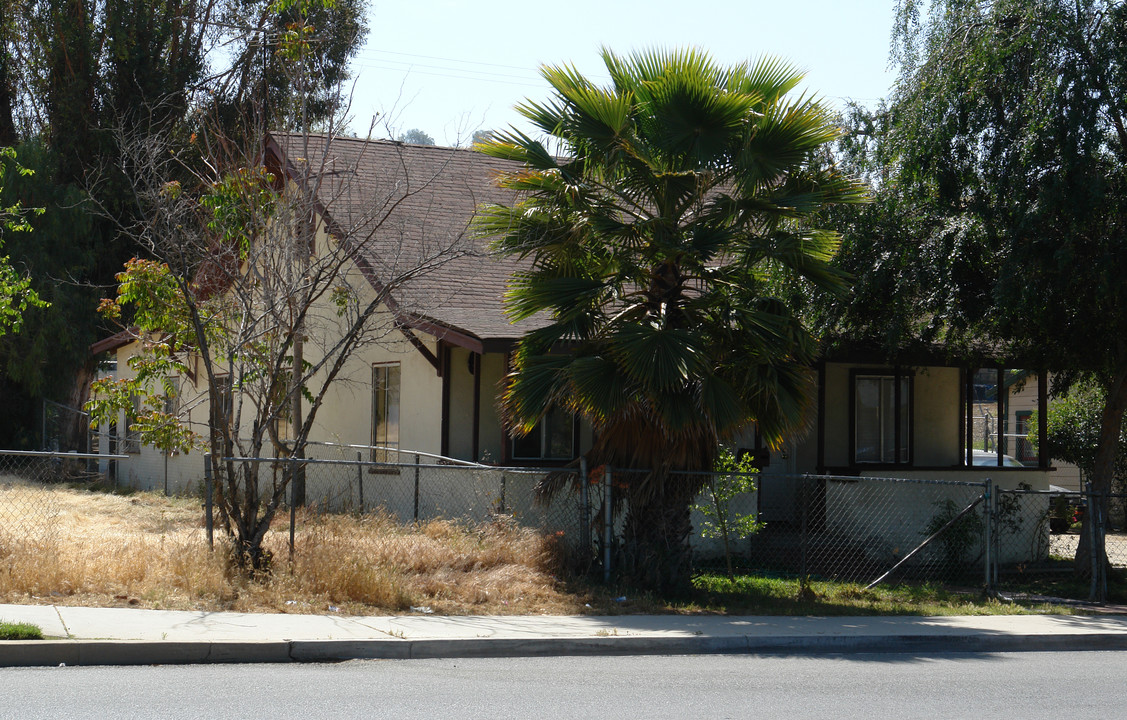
[355,48,542,74]
[353,60,547,89]
[353,57,542,84]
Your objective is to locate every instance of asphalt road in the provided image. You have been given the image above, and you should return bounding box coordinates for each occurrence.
[2,651,1124,719]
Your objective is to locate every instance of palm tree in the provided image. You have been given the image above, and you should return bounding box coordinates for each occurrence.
[477,48,866,589]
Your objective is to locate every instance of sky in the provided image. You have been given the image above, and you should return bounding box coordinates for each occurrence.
[341,0,902,146]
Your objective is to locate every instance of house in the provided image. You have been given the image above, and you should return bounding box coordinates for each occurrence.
[91,134,1067,568]
[93,132,593,496]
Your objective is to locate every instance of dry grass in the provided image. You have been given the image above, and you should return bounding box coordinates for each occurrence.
[0,480,586,615]
[0,480,1081,618]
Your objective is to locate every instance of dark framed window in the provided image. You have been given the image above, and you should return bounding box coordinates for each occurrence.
[124,392,142,454]
[371,363,401,464]
[1014,410,1035,463]
[852,371,912,465]
[210,375,234,431]
[512,405,575,461]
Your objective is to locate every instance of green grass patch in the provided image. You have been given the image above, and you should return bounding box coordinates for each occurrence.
[997,568,1127,605]
[572,573,1077,615]
[0,621,43,640]
[678,574,1074,616]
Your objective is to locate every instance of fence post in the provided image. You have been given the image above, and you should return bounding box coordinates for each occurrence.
[603,465,613,583]
[1087,481,1099,602]
[289,459,297,563]
[1099,486,1108,603]
[983,479,993,595]
[413,453,421,523]
[499,472,507,514]
[579,456,590,560]
[204,453,214,549]
[799,474,808,585]
[357,451,364,513]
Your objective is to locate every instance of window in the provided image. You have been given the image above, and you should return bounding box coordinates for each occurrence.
[163,379,178,416]
[854,373,911,464]
[1014,410,1035,463]
[371,363,400,463]
[210,375,233,430]
[163,380,180,455]
[512,405,575,461]
[124,393,142,453]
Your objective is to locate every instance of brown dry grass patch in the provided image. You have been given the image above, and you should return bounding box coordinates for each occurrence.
[0,480,591,615]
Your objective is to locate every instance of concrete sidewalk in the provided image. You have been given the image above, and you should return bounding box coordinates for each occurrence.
[1,604,1127,666]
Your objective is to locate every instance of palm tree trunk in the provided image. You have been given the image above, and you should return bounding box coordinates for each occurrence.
[621,479,700,591]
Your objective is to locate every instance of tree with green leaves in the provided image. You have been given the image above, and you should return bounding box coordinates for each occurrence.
[820,0,1127,573]
[86,0,466,570]
[0,0,368,450]
[397,128,435,145]
[478,48,866,589]
[1029,380,1127,490]
[0,146,45,338]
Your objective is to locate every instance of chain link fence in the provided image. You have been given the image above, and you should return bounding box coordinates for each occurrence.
[208,453,599,563]
[990,487,1127,602]
[110,441,1127,601]
[41,400,94,454]
[689,473,992,584]
[0,450,127,543]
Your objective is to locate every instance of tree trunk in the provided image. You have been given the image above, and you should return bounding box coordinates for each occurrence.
[0,2,17,147]
[63,356,96,453]
[621,479,701,592]
[1076,364,1127,576]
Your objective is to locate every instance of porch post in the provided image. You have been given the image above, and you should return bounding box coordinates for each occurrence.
[996,366,1004,466]
[1038,371,1049,470]
[965,368,975,466]
[816,361,826,472]
[958,367,966,466]
[471,352,481,463]
[440,343,451,457]
[894,364,902,464]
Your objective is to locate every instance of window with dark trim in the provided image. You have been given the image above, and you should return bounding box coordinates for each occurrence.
[124,392,142,454]
[210,375,233,431]
[371,363,400,464]
[853,372,911,464]
[512,406,575,461]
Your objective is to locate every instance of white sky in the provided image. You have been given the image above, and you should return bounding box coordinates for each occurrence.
[342,0,900,146]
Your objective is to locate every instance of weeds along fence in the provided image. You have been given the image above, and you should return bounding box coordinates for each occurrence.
[113,442,1127,601]
[0,450,128,543]
[207,453,597,563]
[732,474,1126,602]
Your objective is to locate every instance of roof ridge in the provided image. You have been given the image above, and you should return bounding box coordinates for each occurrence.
[267,130,486,155]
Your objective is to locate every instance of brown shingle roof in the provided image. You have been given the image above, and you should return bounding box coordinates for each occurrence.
[266,132,544,351]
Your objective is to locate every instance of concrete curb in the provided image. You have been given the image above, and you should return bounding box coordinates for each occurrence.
[4,631,1127,667]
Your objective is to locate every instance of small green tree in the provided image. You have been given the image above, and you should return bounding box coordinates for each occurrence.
[693,448,762,578]
[1028,380,1127,488]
